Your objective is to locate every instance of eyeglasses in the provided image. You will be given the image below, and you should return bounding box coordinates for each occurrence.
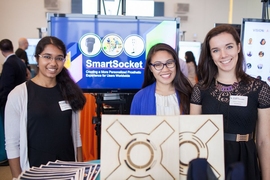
[38,54,65,62]
[149,59,176,71]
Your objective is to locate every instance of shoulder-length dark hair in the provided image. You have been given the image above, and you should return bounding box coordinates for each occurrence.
[198,25,249,89]
[35,36,86,111]
[142,43,192,114]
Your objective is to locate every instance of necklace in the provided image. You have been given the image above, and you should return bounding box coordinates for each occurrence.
[215,80,238,92]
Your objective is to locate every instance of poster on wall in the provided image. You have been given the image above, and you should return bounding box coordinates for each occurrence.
[47,13,180,93]
[241,18,270,85]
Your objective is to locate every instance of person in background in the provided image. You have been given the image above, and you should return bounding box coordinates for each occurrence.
[0,39,27,166]
[5,36,86,178]
[130,43,192,115]
[15,37,31,80]
[190,25,270,180]
[179,57,188,77]
[185,51,198,86]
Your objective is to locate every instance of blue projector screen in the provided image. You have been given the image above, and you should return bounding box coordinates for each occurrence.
[47,13,180,93]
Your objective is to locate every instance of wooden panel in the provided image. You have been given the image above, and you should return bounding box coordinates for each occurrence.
[179,115,224,179]
[100,115,179,179]
[100,115,224,180]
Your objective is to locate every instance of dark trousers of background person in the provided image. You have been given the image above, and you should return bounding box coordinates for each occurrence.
[0,106,7,163]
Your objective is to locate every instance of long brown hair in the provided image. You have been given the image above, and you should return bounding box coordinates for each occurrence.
[198,25,250,89]
[35,36,86,111]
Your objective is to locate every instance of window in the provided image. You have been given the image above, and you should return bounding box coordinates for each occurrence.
[82,0,154,16]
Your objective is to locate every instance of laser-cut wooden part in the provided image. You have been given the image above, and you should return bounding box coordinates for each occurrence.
[100,115,179,180]
[100,115,224,180]
[179,115,224,180]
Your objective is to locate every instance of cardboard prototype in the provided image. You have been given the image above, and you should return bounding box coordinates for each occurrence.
[100,115,224,180]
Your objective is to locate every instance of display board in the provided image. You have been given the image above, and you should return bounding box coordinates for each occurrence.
[47,13,180,93]
[25,38,40,64]
[215,23,241,37]
[100,115,224,180]
[178,41,201,65]
[241,18,270,85]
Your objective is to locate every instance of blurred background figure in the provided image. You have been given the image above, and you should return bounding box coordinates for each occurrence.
[185,51,198,86]
[15,37,31,80]
[0,39,27,166]
[179,57,188,77]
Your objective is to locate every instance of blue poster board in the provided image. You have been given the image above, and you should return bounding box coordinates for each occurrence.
[47,13,180,93]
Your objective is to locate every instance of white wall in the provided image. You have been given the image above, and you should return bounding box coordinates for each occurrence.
[0,0,265,72]
[0,0,71,71]
[170,0,262,42]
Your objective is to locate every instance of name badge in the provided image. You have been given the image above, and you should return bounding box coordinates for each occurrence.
[229,96,248,107]
[58,101,72,111]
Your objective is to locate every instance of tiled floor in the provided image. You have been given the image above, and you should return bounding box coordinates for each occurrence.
[0,165,12,180]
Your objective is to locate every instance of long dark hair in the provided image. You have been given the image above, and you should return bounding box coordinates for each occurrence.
[142,43,192,114]
[35,36,86,111]
[198,25,250,89]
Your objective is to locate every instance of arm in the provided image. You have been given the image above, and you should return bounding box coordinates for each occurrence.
[73,111,83,161]
[179,58,188,77]
[76,147,83,162]
[5,85,26,176]
[8,157,22,178]
[130,93,141,115]
[130,98,139,114]
[190,103,202,114]
[256,108,270,180]
[0,62,16,106]
[26,68,31,80]
[190,84,202,114]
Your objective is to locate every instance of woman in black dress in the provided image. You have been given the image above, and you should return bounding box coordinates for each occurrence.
[190,25,270,179]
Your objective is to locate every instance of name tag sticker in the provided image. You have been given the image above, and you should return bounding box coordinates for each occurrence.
[59,101,72,111]
[229,96,248,107]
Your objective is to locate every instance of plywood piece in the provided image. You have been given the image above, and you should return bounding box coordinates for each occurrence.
[100,115,224,180]
[178,115,224,180]
[100,115,179,180]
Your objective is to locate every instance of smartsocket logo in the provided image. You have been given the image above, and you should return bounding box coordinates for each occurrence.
[86,59,143,69]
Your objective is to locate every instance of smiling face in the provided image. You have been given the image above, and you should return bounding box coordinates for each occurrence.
[37,44,65,80]
[149,50,176,87]
[209,32,240,74]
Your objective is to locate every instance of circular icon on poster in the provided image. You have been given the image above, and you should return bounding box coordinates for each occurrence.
[246,63,252,69]
[260,38,266,45]
[102,34,124,57]
[267,76,270,82]
[248,38,252,45]
[124,35,145,57]
[247,51,252,57]
[79,33,101,57]
[258,51,264,57]
[257,64,263,69]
